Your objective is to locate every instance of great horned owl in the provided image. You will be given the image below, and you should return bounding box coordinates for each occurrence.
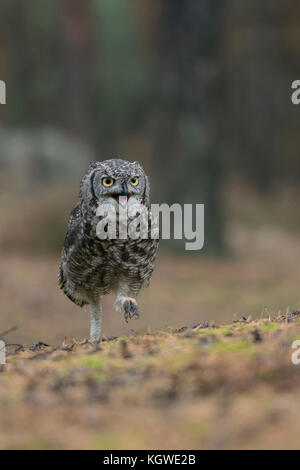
[58,158,158,342]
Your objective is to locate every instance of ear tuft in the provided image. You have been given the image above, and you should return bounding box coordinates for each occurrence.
[133,160,144,169]
[88,161,98,171]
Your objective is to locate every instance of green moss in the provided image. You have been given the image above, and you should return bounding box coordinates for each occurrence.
[79,354,107,369]
[92,432,124,450]
[259,323,280,332]
[197,329,218,336]
[210,340,251,354]
[184,419,208,438]
[166,351,196,371]
[234,325,248,331]
[219,328,232,336]
[12,436,55,450]
[7,355,18,361]
[197,327,232,337]
[136,330,148,336]
[91,371,108,382]
[78,338,89,345]
[62,353,108,371]
[52,356,64,362]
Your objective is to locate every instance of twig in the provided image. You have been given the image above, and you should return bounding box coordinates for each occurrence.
[5,343,24,353]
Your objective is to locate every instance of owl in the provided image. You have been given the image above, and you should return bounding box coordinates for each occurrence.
[58,158,159,343]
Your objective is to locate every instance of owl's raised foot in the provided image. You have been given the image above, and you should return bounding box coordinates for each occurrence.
[123,299,140,323]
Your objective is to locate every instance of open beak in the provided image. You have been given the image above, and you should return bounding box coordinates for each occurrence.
[118,195,128,207]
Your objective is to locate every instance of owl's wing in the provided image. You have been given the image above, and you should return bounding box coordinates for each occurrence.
[58,202,82,290]
[63,203,82,252]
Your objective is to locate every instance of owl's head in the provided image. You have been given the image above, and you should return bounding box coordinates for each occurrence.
[80,158,150,210]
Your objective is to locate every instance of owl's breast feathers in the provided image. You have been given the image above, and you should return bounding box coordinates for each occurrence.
[58,202,158,306]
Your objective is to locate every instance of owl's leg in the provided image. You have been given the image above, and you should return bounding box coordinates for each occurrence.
[90,298,102,343]
[114,283,140,323]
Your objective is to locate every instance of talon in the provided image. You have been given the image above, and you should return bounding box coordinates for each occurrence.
[124,302,131,323]
[132,305,140,320]
[123,300,140,323]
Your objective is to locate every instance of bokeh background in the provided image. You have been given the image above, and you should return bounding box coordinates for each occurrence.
[1,0,300,344]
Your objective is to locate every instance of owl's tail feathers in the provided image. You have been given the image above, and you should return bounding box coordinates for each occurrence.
[64,291,88,307]
[58,265,65,289]
[58,266,88,307]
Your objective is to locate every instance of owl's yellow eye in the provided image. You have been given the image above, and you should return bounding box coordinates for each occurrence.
[102,177,114,187]
[130,177,139,186]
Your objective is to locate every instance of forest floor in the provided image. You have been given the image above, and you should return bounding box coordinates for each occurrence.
[1,312,300,449]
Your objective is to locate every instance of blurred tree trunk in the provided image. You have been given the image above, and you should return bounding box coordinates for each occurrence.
[224,0,284,193]
[153,0,225,254]
[62,0,93,142]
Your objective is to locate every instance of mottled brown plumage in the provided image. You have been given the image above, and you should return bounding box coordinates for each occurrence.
[59,159,158,342]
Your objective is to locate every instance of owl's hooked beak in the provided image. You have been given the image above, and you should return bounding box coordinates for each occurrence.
[120,182,128,196]
[117,182,128,207]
